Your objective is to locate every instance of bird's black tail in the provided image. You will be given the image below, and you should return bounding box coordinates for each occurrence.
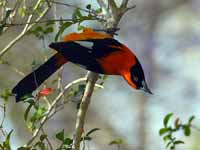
[12,53,68,102]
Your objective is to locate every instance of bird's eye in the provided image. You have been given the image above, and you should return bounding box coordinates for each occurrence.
[134,76,138,82]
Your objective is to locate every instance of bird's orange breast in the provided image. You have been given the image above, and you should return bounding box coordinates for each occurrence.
[97,45,136,75]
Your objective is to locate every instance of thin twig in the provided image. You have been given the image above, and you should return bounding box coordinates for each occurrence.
[0,0,51,58]
[120,0,129,9]
[25,77,98,146]
[51,1,91,14]
[3,18,96,27]
[0,103,6,136]
[45,0,51,8]
[0,104,6,128]
[1,1,19,34]
[41,128,53,150]
[124,5,136,13]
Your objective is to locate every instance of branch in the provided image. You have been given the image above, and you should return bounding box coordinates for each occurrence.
[0,0,51,58]
[4,19,79,27]
[108,0,118,15]
[72,72,99,150]
[120,0,129,9]
[25,77,102,146]
[72,0,133,150]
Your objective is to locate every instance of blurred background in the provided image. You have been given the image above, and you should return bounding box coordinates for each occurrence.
[0,0,200,149]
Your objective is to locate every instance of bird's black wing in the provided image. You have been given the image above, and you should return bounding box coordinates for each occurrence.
[49,38,122,73]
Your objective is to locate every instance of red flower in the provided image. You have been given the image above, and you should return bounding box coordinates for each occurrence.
[39,88,54,97]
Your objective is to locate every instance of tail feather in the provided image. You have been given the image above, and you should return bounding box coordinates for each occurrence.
[12,53,68,102]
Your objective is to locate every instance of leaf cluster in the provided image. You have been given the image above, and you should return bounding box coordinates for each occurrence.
[159,113,195,150]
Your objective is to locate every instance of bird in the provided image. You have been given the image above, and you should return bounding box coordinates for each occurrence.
[12,28,152,102]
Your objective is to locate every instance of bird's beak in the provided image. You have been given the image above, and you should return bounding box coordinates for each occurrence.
[141,81,153,94]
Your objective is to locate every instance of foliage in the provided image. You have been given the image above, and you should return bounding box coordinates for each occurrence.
[159,113,196,150]
[0,130,13,150]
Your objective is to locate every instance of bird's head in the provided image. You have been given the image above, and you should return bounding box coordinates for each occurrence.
[123,60,152,94]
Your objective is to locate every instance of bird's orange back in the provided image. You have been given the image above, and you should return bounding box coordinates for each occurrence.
[62,28,112,42]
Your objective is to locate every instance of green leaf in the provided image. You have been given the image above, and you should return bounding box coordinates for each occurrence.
[77,25,85,31]
[24,101,35,121]
[159,128,170,136]
[21,94,34,101]
[18,7,26,17]
[166,141,172,148]
[174,140,184,145]
[95,8,102,14]
[188,115,195,125]
[109,138,123,145]
[170,145,175,150]
[86,4,91,10]
[56,129,65,141]
[72,8,82,22]
[17,147,31,150]
[44,26,54,34]
[55,22,72,42]
[40,134,47,141]
[184,125,191,136]
[86,128,100,137]
[0,89,12,102]
[27,121,36,131]
[63,138,73,145]
[164,113,173,127]
[30,106,47,122]
[34,141,46,149]
[163,134,171,142]
[3,130,13,149]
